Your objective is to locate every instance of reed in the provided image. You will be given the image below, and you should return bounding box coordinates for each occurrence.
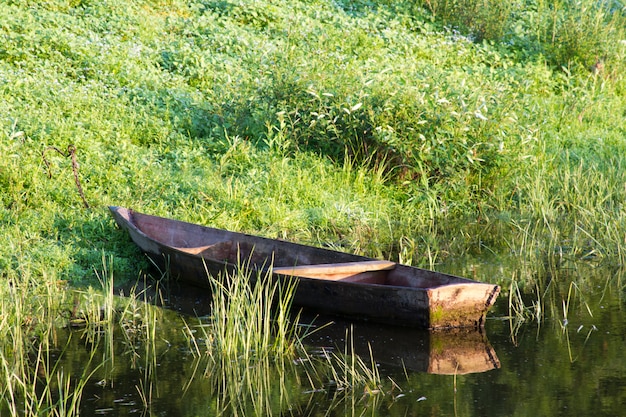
[321,328,382,395]
[207,258,300,361]
[0,341,95,417]
[0,265,104,417]
[0,253,171,416]
[199,263,304,415]
[176,261,393,415]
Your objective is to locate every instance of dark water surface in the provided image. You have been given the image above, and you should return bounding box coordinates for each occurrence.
[39,264,626,416]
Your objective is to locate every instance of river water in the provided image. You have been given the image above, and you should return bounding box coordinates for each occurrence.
[23,262,626,416]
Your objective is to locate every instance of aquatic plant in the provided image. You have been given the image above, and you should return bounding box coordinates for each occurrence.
[316,329,383,395]
[177,260,390,415]
[0,263,91,416]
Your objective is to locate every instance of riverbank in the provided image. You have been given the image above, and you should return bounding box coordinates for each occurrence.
[1,0,625,317]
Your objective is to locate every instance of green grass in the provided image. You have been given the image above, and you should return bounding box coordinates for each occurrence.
[185,262,389,414]
[0,251,387,416]
[0,257,124,416]
[0,0,625,331]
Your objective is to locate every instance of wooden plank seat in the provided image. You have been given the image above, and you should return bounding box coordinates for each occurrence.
[272,260,396,283]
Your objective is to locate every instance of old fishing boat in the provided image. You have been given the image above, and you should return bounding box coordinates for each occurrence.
[109,206,500,329]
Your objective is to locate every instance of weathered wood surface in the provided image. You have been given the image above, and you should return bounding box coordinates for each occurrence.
[109,206,500,329]
[272,260,396,280]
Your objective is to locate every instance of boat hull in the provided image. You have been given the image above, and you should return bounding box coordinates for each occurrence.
[109,206,500,329]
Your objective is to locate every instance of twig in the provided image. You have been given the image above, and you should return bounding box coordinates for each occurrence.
[42,145,90,208]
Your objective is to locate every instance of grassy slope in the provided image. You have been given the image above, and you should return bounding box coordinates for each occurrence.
[0,0,625,289]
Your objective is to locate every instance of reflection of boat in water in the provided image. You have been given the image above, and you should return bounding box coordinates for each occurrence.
[302,316,500,375]
[420,328,500,374]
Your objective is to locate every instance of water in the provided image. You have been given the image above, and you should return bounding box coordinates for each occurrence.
[18,264,626,416]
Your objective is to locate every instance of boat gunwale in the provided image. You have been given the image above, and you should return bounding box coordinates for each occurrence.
[109,206,499,291]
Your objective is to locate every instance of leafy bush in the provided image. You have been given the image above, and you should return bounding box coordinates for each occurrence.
[411,0,626,71]
[420,0,516,42]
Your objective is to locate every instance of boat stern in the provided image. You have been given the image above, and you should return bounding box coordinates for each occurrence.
[427,283,500,329]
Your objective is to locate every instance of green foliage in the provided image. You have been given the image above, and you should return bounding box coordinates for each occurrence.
[420,0,516,41]
[525,0,626,70]
[0,0,625,295]
[411,0,626,71]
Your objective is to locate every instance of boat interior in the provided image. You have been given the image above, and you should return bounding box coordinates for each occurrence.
[120,207,471,289]
[174,240,400,284]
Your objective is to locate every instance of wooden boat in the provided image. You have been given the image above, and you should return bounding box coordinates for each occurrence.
[109,206,500,329]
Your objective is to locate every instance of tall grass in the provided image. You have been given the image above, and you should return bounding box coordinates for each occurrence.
[208,263,300,361]
[0,255,170,416]
[413,0,626,70]
[178,261,386,415]
[186,261,300,415]
[0,262,101,416]
[0,247,386,416]
[205,263,301,415]
[0,339,97,417]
